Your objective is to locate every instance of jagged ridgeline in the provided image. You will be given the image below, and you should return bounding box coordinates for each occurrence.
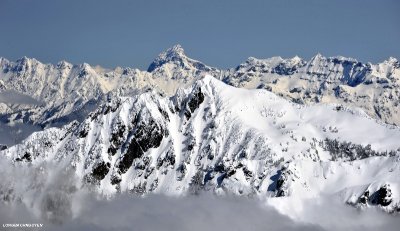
[1,76,400,213]
[0,45,399,147]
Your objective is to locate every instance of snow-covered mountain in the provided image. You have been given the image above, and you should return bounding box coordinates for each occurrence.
[0,45,399,146]
[1,76,400,213]
[227,54,400,126]
[0,45,222,144]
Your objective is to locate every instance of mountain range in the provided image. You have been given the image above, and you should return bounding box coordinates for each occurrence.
[0,45,399,146]
[0,46,400,218]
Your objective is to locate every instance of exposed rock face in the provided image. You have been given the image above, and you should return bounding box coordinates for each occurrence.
[370,184,393,207]
[92,161,111,181]
[358,190,370,205]
[354,184,394,210]
[269,169,287,197]
[15,152,32,162]
[117,119,166,175]
[187,88,205,113]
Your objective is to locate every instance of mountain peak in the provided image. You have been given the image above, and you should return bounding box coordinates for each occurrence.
[310,53,325,62]
[147,44,187,72]
[292,55,301,61]
[16,56,38,64]
[159,44,186,60]
[11,56,41,72]
[0,57,10,65]
[168,44,185,55]
[384,57,399,67]
[56,60,73,69]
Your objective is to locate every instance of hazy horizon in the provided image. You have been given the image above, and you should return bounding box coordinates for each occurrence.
[0,0,399,69]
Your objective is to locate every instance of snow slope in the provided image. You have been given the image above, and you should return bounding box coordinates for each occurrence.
[1,76,399,213]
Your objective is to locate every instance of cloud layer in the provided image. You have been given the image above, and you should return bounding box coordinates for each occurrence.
[0,194,323,231]
[1,192,400,231]
[0,155,399,231]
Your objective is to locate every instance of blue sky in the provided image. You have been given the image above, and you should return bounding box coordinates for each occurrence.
[0,0,399,69]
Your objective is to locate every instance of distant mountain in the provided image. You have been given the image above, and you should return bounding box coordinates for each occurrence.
[227,54,400,126]
[1,76,400,213]
[0,45,399,145]
[148,44,220,76]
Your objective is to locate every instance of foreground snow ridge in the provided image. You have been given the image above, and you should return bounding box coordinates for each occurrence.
[1,75,400,215]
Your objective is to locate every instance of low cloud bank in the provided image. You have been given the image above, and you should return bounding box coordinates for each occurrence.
[268,195,400,231]
[1,193,400,231]
[0,154,399,231]
[0,194,323,231]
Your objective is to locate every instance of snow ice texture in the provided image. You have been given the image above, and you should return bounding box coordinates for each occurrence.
[0,45,400,229]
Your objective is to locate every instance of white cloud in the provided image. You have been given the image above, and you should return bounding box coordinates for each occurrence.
[0,155,399,231]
